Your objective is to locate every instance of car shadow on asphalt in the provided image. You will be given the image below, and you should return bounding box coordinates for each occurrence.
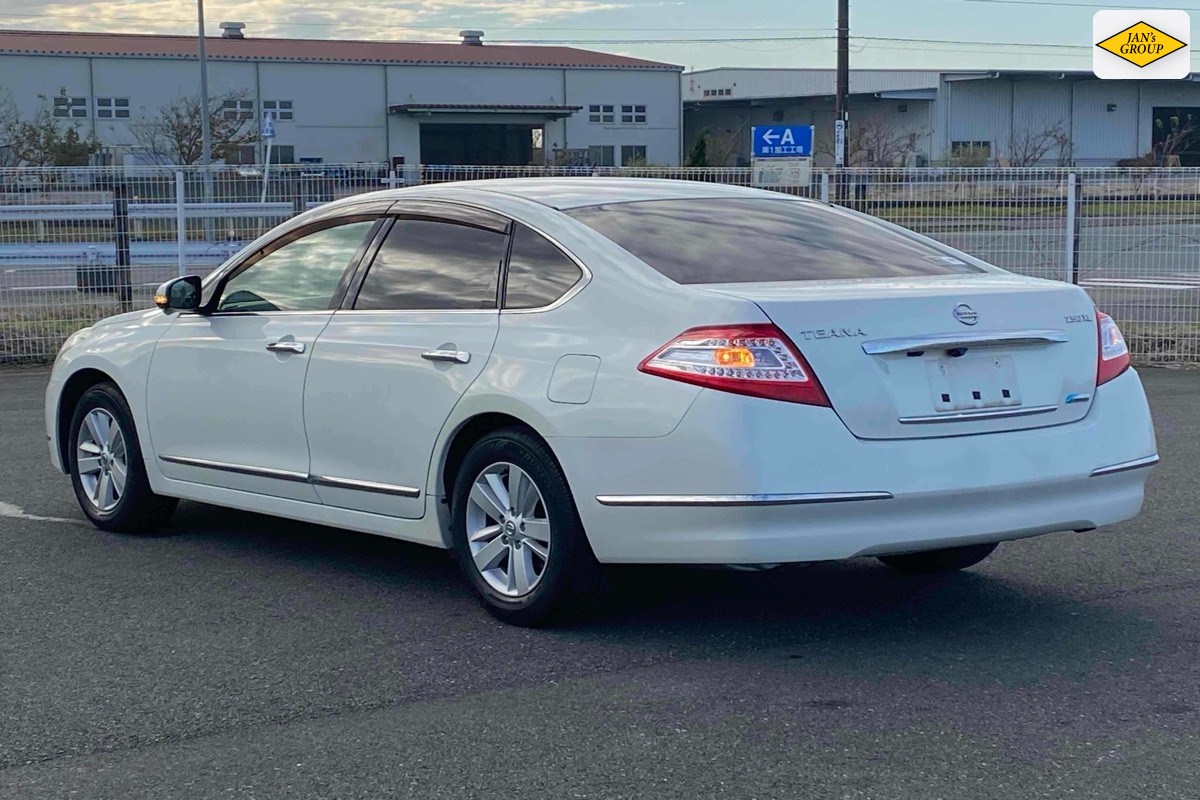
[165,500,1155,689]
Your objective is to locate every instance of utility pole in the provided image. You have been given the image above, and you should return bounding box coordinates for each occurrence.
[196,0,212,166]
[834,0,849,199]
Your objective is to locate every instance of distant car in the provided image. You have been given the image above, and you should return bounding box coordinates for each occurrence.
[46,179,1159,626]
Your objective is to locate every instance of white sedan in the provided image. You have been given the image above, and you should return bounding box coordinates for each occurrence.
[46,179,1159,626]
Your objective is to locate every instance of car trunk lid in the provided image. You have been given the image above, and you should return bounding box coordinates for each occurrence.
[701,274,1100,440]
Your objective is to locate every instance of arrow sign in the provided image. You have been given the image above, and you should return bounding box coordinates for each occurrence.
[751,125,814,158]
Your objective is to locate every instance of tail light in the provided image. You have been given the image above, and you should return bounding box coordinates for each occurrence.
[638,323,830,406]
[1096,310,1130,386]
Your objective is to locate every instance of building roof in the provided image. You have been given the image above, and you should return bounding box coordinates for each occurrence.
[0,29,681,71]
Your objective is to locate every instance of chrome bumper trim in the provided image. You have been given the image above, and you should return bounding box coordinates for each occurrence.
[159,454,309,482]
[898,404,1058,424]
[863,329,1069,355]
[594,492,893,508]
[310,475,421,498]
[1089,454,1160,477]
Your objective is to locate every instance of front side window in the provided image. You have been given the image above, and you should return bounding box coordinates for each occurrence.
[504,225,583,309]
[217,220,376,312]
[262,99,294,121]
[621,104,647,124]
[621,145,647,166]
[354,218,508,310]
[566,199,983,284]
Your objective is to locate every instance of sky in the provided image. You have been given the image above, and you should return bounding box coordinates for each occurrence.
[1,0,1197,71]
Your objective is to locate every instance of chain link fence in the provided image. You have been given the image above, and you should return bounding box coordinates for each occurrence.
[2,163,1198,365]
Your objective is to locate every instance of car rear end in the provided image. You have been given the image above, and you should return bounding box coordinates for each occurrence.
[555,194,1158,564]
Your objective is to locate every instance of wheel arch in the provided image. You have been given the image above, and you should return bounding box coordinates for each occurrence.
[434,411,565,548]
[57,367,121,472]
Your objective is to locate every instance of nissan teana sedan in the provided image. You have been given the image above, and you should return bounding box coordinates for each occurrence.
[46,179,1159,626]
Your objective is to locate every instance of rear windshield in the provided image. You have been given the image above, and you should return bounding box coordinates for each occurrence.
[566,198,983,284]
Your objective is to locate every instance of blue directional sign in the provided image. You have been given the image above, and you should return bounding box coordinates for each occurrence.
[261,112,276,139]
[751,125,814,158]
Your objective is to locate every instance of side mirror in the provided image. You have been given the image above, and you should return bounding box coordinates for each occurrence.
[154,276,202,313]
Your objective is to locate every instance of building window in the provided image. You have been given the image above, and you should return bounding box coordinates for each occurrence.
[222,99,254,121]
[52,96,88,119]
[587,145,614,167]
[262,100,293,121]
[621,104,647,124]
[589,104,614,124]
[95,97,130,119]
[621,145,647,166]
[951,141,992,156]
[268,145,295,164]
[703,90,711,97]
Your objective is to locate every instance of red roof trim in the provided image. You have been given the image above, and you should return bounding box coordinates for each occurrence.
[0,29,682,71]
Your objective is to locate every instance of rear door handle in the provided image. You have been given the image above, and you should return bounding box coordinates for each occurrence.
[266,341,305,354]
[421,349,470,364]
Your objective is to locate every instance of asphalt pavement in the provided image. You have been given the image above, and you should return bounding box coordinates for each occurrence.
[1,366,1198,799]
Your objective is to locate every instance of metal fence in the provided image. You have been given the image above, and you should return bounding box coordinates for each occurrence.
[2,163,1198,365]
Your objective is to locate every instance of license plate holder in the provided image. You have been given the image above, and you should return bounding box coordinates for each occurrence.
[926,355,1021,412]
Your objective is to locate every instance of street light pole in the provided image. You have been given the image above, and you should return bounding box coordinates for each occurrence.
[834,0,849,200]
[196,0,212,166]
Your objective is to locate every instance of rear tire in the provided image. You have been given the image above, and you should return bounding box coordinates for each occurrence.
[68,383,177,533]
[450,427,602,627]
[877,542,997,574]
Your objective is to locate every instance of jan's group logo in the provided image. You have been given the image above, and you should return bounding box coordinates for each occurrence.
[1093,10,1190,79]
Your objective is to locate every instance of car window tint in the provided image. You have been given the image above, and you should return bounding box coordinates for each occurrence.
[354,218,506,310]
[504,225,583,309]
[217,221,375,312]
[566,198,983,284]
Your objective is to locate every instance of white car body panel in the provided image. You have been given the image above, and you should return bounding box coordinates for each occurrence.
[46,179,1159,565]
[145,312,331,502]
[303,309,499,519]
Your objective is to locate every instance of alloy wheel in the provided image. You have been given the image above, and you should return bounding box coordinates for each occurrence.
[465,462,552,597]
[76,408,127,513]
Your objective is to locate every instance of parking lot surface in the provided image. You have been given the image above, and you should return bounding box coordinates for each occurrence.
[2,366,1198,799]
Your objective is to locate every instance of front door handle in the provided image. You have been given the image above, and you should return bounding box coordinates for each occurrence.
[421,349,470,364]
[266,340,305,354]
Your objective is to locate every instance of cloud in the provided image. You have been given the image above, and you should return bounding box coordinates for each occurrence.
[0,0,630,38]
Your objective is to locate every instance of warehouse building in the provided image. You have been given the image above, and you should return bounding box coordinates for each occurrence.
[0,27,683,166]
[685,68,1200,167]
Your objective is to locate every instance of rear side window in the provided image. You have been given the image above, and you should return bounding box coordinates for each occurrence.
[355,218,507,310]
[504,225,583,309]
[566,198,983,284]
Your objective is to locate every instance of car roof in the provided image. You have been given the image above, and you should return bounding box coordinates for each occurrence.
[345,178,801,211]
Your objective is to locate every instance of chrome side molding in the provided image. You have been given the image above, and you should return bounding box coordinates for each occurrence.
[159,456,421,497]
[309,475,421,498]
[158,454,310,483]
[594,491,893,507]
[1089,454,1160,477]
[898,404,1058,424]
[863,329,1069,356]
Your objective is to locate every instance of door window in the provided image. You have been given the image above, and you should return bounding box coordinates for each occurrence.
[503,225,583,309]
[353,218,508,310]
[217,220,376,313]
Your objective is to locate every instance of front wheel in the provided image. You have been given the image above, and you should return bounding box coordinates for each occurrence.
[877,542,997,574]
[450,428,601,627]
[68,383,177,532]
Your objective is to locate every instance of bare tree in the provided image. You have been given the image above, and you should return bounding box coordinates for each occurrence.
[816,115,926,166]
[1006,121,1071,167]
[0,90,19,166]
[1154,110,1197,166]
[703,124,746,167]
[133,90,258,165]
[1,93,100,167]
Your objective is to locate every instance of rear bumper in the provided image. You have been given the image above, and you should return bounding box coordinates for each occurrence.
[551,368,1157,564]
